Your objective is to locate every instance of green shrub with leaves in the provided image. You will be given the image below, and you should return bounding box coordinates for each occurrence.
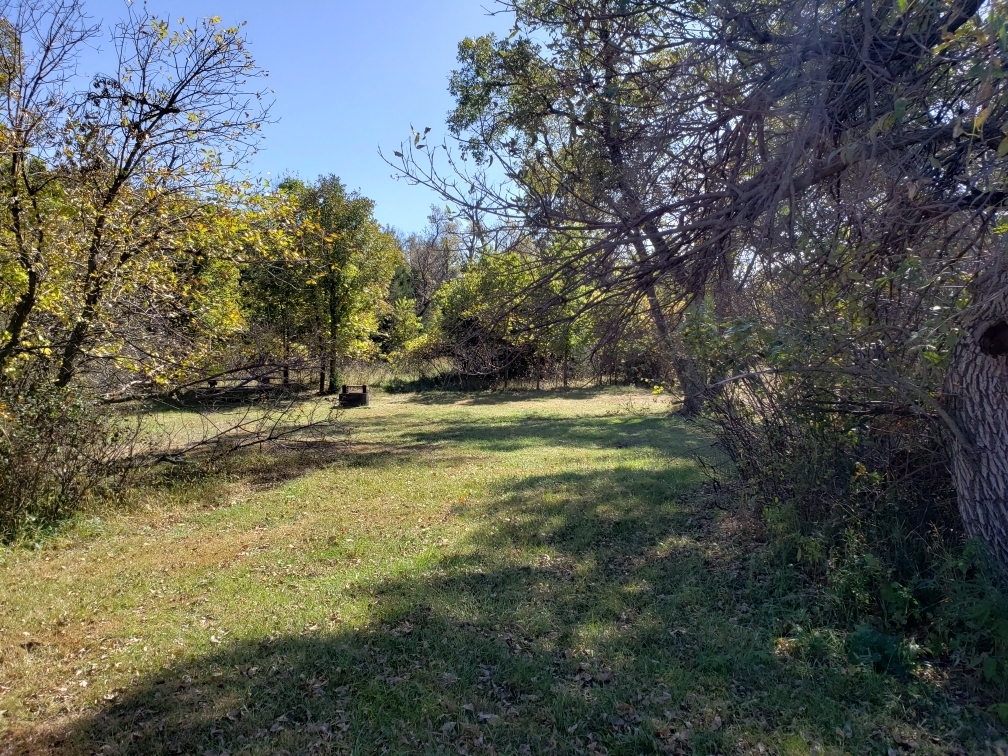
[0,385,124,541]
[679,300,1008,690]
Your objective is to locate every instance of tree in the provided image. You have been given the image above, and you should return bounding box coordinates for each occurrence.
[0,0,288,535]
[393,0,1008,566]
[281,176,400,393]
[0,0,272,397]
[402,206,464,320]
[436,9,711,410]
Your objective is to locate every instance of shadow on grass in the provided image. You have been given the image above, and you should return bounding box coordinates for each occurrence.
[127,392,709,544]
[141,393,689,500]
[135,441,354,501]
[39,459,970,755]
[346,410,708,462]
[22,400,986,755]
[398,387,611,406]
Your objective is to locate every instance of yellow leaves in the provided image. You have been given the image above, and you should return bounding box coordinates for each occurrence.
[869,112,894,139]
[0,259,29,292]
[975,105,993,133]
[150,19,169,41]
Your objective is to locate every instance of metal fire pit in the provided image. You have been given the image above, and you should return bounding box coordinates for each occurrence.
[338,384,370,408]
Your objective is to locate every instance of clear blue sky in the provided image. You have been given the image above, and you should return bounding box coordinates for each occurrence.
[81,0,510,233]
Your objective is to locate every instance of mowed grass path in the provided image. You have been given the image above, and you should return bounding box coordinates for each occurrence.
[0,390,994,755]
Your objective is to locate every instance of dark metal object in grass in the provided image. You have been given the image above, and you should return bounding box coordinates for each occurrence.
[338,385,370,408]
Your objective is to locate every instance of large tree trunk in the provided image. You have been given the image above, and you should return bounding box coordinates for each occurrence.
[671,346,706,417]
[945,261,1008,567]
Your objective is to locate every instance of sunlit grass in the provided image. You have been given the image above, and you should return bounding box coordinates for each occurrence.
[0,389,997,755]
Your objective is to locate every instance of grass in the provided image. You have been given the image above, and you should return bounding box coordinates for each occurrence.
[0,389,1003,755]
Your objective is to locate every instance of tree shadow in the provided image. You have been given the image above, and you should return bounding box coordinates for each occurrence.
[33,453,974,756]
[347,410,707,461]
[397,387,620,406]
[12,394,988,755]
[138,394,689,502]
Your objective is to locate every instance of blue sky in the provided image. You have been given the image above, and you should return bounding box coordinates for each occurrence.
[80,1,510,233]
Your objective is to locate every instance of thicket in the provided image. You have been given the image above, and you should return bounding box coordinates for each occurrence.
[0,381,124,539]
[699,344,1008,684]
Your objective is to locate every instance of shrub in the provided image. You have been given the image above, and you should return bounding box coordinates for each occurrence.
[703,368,1008,689]
[0,385,125,541]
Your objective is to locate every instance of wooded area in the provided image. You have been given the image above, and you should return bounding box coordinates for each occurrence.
[392,0,1008,571]
[3,0,1008,752]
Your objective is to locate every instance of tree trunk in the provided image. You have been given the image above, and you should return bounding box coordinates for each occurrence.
[628,236,706,416]
[327,271,339,394]
[671,347,706,417]
[643,286,706,416]
[328,356,339,394]
[945,261,1008,567]
[283,321,291,386]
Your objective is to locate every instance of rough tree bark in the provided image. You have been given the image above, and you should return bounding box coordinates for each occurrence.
[644,291,706,417]
[945,260,1008,567]
[630,237,707,416]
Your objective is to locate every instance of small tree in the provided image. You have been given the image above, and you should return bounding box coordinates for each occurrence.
[274,177,400,393]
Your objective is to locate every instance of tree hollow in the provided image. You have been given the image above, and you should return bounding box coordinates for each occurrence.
[979,321,1008,358]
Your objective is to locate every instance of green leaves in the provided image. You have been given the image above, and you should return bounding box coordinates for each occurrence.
[245,175,401,365]
[893,98,909,123]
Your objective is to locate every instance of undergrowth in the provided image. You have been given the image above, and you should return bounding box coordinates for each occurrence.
[706,387,1008,717]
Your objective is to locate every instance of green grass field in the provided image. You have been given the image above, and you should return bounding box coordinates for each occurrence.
[0,390,1002,755]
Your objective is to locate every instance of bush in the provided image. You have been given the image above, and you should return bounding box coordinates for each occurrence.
[0,385,125,541]
[704,370,1008,690]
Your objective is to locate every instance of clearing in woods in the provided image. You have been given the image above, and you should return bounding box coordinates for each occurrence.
[0,390,995,754]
